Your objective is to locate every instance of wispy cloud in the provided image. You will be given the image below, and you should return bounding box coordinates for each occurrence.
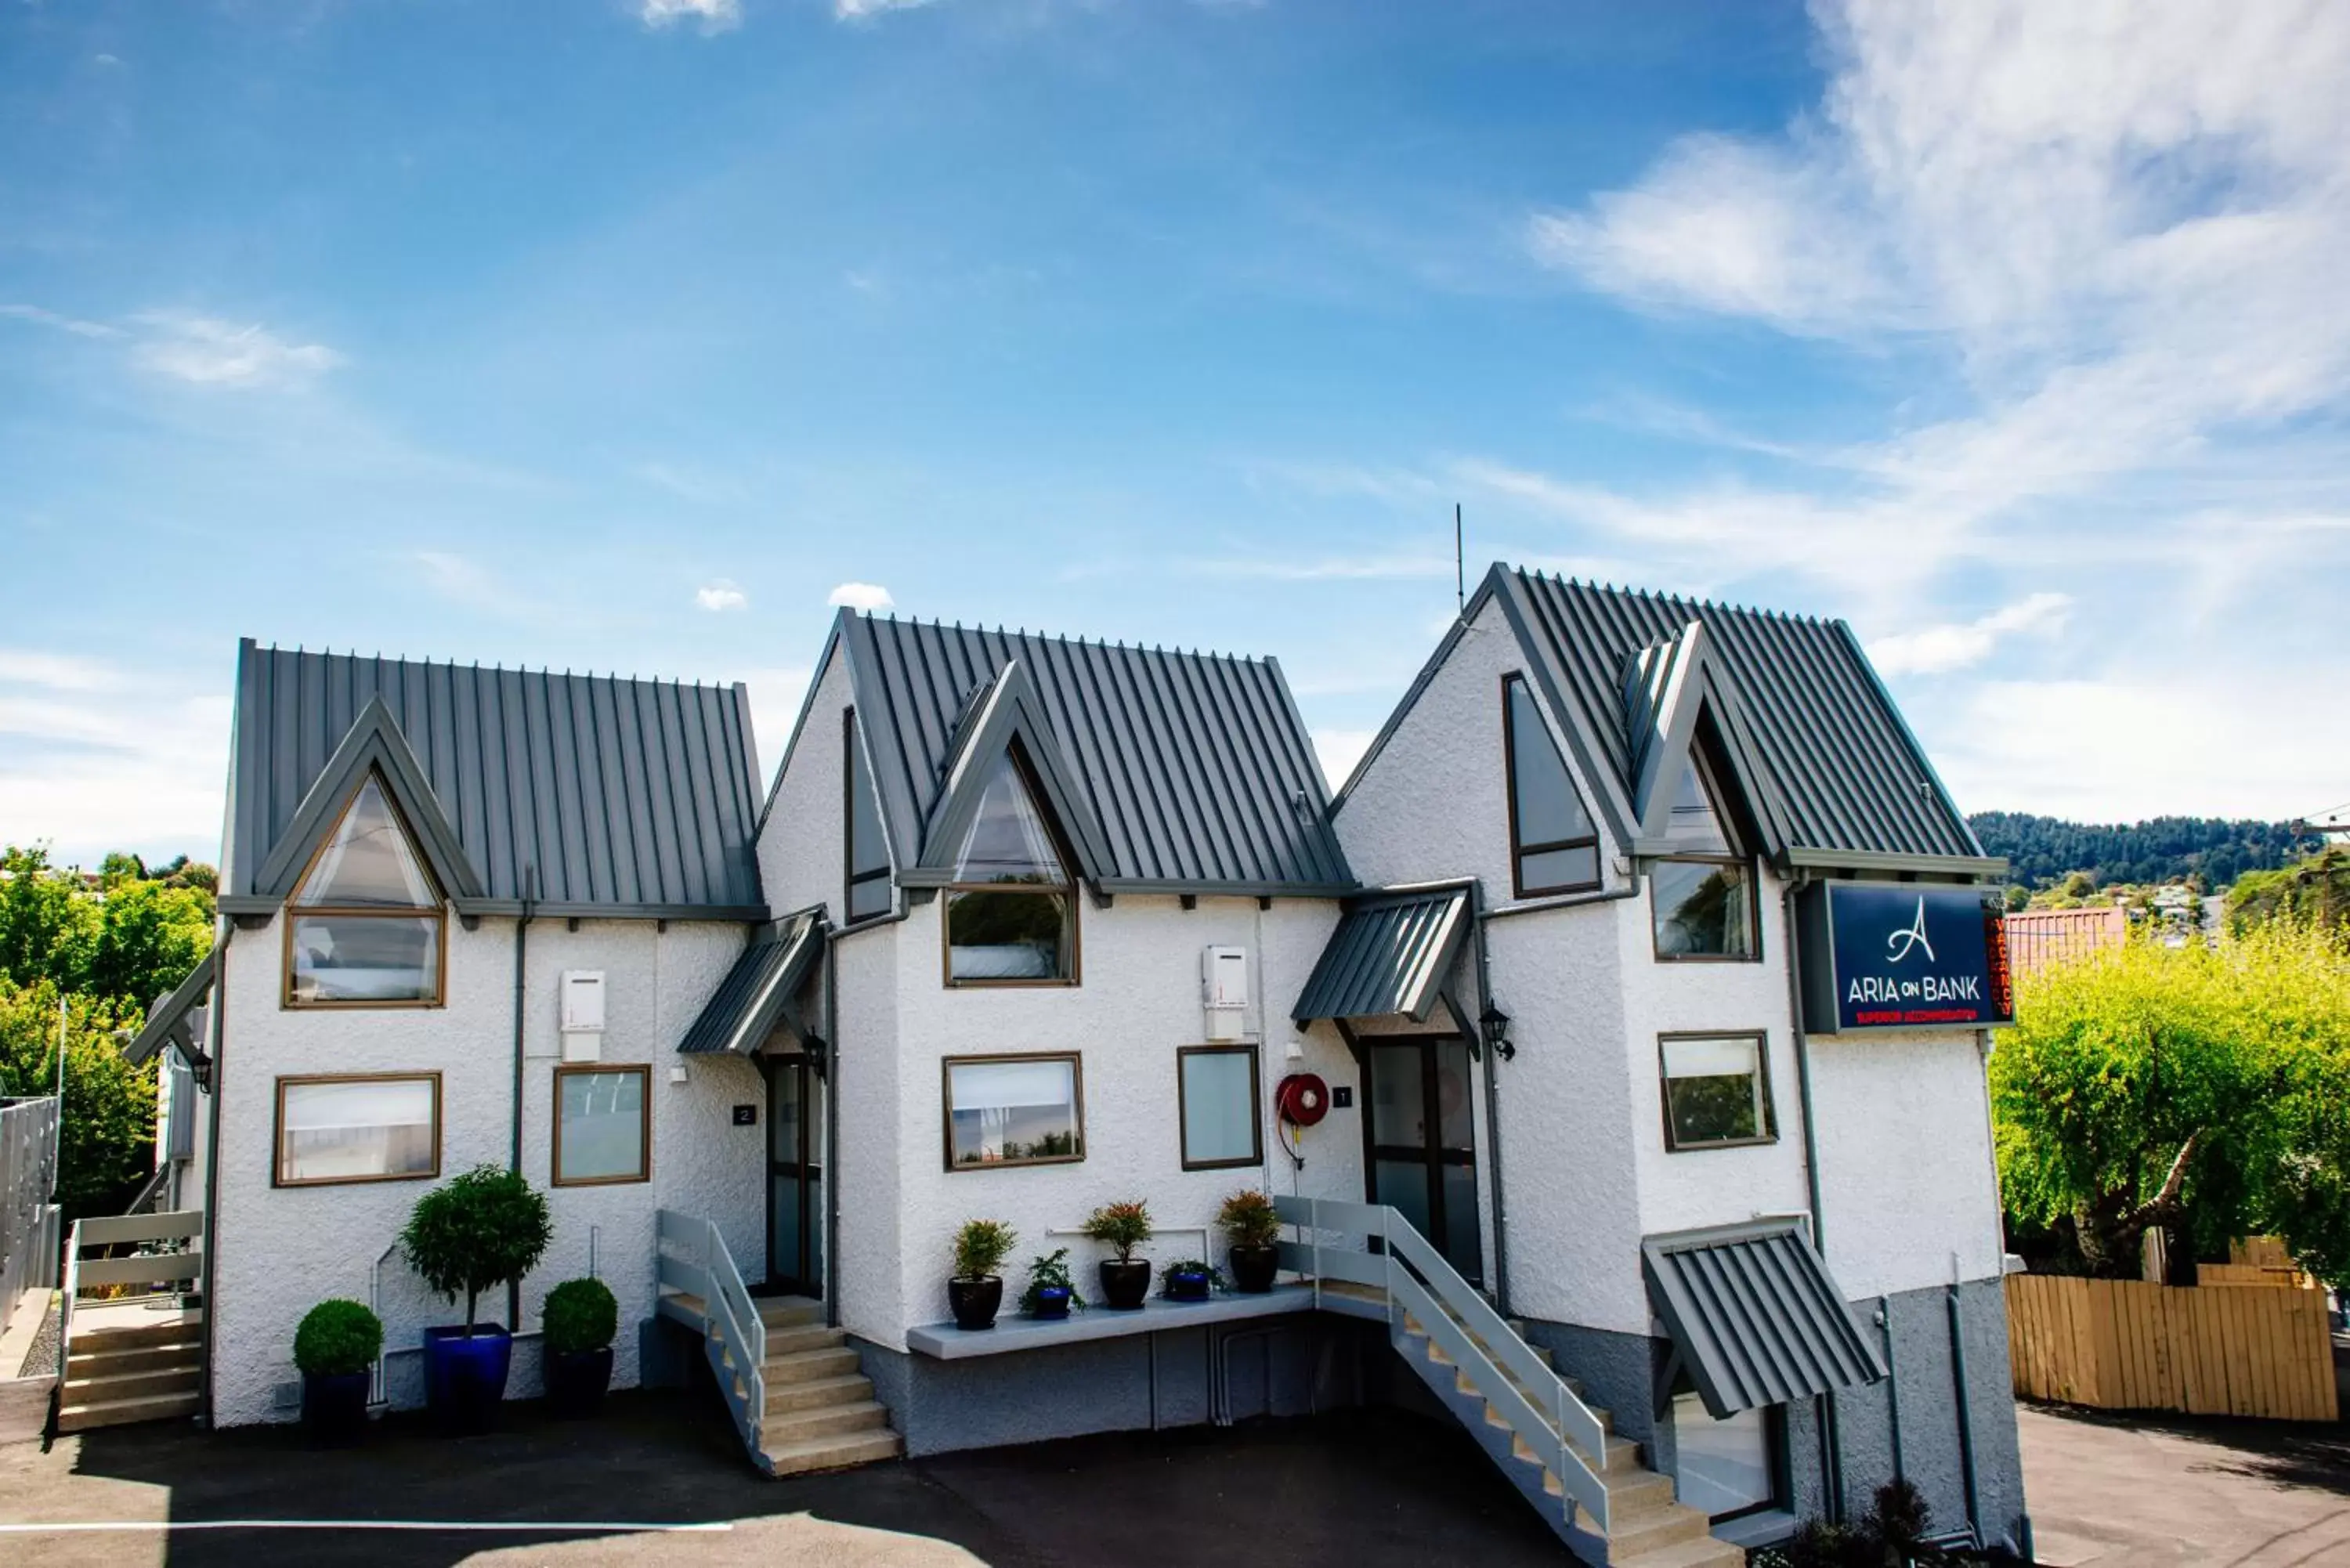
[1865,592,2072,677]
[696,580,750,612]
[0,303,123,340]
[0,650,230,866]
[133,312,343,389]
[827,581,895,611]
[1311,728,1376,794]
[1188,553,1455,583]
[411,551,546,622]
[639,0,742,34]
[0,651,125,692]
[835,0,938,20]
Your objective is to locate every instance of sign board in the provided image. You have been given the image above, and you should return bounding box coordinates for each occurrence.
[1796,883,2012,1034]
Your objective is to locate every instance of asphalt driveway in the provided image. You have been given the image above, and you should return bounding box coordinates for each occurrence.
[0,1388,1568,1568]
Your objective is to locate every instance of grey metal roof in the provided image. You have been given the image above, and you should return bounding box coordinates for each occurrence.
[1642,1218,1885,1418]
[1293,884,1470,1024]
[678,912,825,1055]
[841,612,1354,896]
[222,641,765,918]
[124,950,215,1068]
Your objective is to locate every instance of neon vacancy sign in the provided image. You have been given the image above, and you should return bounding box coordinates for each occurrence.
[1797,883,2013,1034]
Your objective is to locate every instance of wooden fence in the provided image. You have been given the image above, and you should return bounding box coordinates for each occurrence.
[2005,1273,2338,1422]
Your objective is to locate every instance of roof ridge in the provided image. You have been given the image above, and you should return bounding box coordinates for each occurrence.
[848,609,1278,667]
[253,641,740,692]
[1508,564,1830,628]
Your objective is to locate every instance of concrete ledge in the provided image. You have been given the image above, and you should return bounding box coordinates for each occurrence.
[908,1284,1321,1360]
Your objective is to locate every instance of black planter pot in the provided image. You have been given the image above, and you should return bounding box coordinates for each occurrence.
[949,1276,1003,1331]
[1098,1259,1152,1311]
[1028,1285,1072,1321]
[300,1369,371,1447]
[545,1346,613,1418]
[1228,1243,1279,1294]
[1163,1268,1213,1303]
[422,1326,514,1436]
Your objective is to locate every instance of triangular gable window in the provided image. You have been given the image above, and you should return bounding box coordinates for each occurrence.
[285,772,445,1007]
[1504,674,1600,896]
[294,774,441,908]
[1661,750,1737,857]
[945,747,1077,985]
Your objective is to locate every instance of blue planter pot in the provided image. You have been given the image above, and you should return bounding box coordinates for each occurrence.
[1029,1285,1072,1321]
[1164,1269,1213,1303]
[422,1326,513,1434]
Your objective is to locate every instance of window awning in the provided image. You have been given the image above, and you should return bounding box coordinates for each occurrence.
[1641,1217,1885,1418]
[677,912,825,1056]
[124,950,217,1068]
[1292,884,1470,1024]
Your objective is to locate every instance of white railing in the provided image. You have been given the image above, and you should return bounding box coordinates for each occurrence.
[1274,1194,1611,1536]
[656,1209,766,1459]
[56,1209,204,1375]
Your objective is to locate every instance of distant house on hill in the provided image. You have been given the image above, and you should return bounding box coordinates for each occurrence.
[2005,906,2128,979]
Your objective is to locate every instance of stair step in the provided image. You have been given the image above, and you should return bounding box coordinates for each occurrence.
[57,1390,201,1433]
[70,1318,203,1352]
[63,1367,199,1403]
[1607,1533,1745,1568]
[760,1399,889,1442]
[763,1324,846,1357]
[763,1346,861,1385]
[757,1296,824,1330]
[67,1345,204,1379]
[761,1427,902,1476]
[1600,1502,1712,1558]
[763,1372,874,1412]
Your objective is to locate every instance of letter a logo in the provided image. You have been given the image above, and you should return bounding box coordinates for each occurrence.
[1887,897,1935,964]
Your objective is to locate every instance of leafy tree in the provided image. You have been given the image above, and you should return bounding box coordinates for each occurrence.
[0,844,101,992]
[1971,811,2312,891]
[86,878,212,1006]
[0,977,157,1218]
[1993,921,2350,1284]
[2229,847,2350,936]
[99,851,146,887]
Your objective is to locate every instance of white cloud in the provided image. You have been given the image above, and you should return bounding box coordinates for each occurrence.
[1311,729,1376,795]
[696,580,750,612]
[1864,592,2072,677]
[0,651,229,868]
[639,0,742,32]
[741,665,813,791]
[0,650,124,692]
[835,0,937,18]
[0,303,122,340]
[134,313,343,389]
[827,581,895,611]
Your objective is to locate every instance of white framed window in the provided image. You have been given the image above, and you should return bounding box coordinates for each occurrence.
[942,1053,1084,1169]
[1177,1045,1261,1170]
[275,1073,441,1187]
[553,1064,650,1186]
[1658,1033,1776,1151]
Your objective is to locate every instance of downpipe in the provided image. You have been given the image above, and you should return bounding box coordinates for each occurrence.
[1780,874,1845,1522]
[508,869,536,1331]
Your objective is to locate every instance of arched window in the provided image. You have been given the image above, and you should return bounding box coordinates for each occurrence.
[284,772,446,1006]
[943,746,1078,985]
[1502,674,1601,897]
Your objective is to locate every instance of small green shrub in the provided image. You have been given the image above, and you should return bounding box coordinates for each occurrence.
[952,1219,1018,1281]
[542,1277,618,1356]
[399,1165,554,1336]
[1081,1199,1153,1263]
[1020,1248,1086,1314]
[1217,1187,1281,1248]
[294,1299,383,1378]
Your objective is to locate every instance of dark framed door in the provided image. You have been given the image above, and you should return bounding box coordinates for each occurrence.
[1365,1037,1482,1283]
[767,1055,824,1297]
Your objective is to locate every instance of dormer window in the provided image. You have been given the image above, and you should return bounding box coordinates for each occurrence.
[944,746,1078,985]
[1650,748,1759,961]
[284,772,446,1006]
[1502,674,1601,897]
[844,708,892,924]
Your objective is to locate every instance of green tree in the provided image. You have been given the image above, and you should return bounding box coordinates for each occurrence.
[0,844,100,991]
[1992,922,2350,1284]
[86,878,213,1006]
[0,977,157,1218]
[2229,847,2350,935]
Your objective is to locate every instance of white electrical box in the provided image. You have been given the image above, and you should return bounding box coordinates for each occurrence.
[560,971,606,1032]
[1202,945,1248,1042]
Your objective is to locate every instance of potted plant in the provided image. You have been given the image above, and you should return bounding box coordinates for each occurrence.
[292,1299,381,1446]
[541,1277,618,1418]
[1021,1248,1086,1321]
[400,1164,553,1434]
[1218,1187,1282,1294]
[949,1218,1018,1331]
[1159,1259,1226,1303]
[1082,1199,1154,1310]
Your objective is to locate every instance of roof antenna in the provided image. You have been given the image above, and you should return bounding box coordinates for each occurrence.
[1454,502,1466,620]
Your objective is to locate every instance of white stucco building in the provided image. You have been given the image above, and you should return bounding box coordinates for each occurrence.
[123,571,2027,1566]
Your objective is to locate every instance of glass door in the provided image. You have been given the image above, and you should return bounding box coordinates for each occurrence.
[768,1056,824,1296]
[1365,1038,1482,1283]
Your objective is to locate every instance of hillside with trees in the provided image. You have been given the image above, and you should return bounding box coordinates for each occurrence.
[1969,811,2312,891]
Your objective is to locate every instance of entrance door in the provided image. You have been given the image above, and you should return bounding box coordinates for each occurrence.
[767,1056,824,1296]
[1365,1038,1482,1282]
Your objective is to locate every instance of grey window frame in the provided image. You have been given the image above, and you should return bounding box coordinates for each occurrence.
[1502,674,1603,898]
[1657,1031,1778,1152]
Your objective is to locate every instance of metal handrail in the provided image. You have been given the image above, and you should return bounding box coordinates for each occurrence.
[1274,1194,1611,1535]
[656,1209,767,1462]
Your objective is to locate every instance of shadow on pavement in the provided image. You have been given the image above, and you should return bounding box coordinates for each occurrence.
[2030,1403,2350,1498]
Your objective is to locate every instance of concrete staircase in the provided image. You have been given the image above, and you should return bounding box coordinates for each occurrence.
[743,1297,902,1476]
[58,1308,203,1433]
[1396,1301,1740,1568]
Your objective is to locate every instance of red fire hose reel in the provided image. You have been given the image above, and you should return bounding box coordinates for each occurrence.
[1274,1072,1330,1128]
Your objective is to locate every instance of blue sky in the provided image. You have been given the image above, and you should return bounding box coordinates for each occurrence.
[5,0,2347,869]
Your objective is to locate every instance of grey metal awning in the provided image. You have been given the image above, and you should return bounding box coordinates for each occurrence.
[1642,1217,1885,1418]
[1292,884,1471,1024]
[123,950,217,1068]
[677,912,824,1056]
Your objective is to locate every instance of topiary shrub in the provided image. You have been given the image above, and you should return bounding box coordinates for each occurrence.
[542,1277,618,1357]
[399,1165,554,1337]
[1217,1188,1281,1248]
[952,1219,1018,1281]
[1082,1199,1153,1263]
[294,1299,383,1378]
